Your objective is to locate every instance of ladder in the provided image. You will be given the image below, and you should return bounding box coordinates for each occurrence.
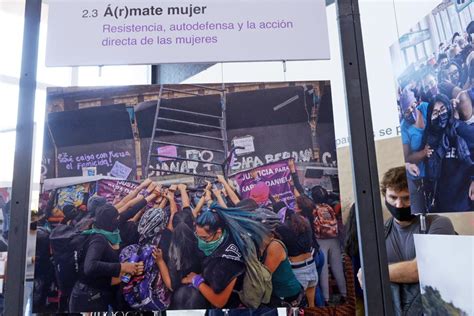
[145,84,229,182]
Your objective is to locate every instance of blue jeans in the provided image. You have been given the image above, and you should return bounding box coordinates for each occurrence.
[314,249,325,306]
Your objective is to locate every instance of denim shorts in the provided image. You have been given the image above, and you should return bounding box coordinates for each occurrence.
[291,260,318,290]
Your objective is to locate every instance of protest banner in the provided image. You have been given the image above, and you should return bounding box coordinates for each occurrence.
[231,159,294,206]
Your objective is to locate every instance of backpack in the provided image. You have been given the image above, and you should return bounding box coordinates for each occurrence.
[119,244,171,311]
[238,234,272,309]
[238,258,273,308]
[49,224,89,293]
[313,203,338,239]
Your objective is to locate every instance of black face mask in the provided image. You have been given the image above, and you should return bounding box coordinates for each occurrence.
[404,112,416,125]
[431,111,449,132]
[385,200,416,222]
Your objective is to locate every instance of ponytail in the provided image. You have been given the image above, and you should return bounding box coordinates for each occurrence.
[198,202,270,261]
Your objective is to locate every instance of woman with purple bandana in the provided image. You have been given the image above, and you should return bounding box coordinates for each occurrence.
[399,88,433,213]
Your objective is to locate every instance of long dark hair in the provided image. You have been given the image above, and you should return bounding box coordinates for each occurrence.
[286,210,311,235]
[344,204,359,258]
[169,210,200,272]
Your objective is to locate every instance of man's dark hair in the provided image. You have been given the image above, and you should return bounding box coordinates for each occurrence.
[380,167,408,196]
[451,32,461,44]
[437,53,448,64]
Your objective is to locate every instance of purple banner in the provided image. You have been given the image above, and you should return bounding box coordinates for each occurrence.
[231,160,294,206]
[96,179,139,204]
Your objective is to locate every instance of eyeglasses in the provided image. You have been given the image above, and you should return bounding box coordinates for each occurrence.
[194,231,217,242]
[431,105,447,120]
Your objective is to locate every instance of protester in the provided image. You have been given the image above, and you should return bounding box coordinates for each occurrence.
[357,166,456,316]
[311,186,347,305]
[34,161,349,312]
[154,209,204,309]
[180,204,261,308]
[277,209,317,307]
[424,94,474,212]
[294,195,325,306]
[261,226,303,308]
[396,20,474,213]
[69,204,143,312]
[400,88,432,213]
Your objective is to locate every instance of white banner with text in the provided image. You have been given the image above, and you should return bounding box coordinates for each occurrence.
[46,0,330,66]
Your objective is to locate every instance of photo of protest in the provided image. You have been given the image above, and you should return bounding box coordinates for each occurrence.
[31,81,354,313]
[389,0,474,214]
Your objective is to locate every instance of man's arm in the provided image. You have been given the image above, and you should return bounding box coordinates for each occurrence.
[388,259,418,284]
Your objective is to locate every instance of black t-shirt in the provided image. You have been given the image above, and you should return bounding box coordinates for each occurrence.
[78,234,121,291]
[202,233,245,308]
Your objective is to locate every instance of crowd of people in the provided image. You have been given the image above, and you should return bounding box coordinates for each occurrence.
[32,160,349,313]
[397,26,474,213]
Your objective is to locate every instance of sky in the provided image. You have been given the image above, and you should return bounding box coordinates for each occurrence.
[415,234,474,316]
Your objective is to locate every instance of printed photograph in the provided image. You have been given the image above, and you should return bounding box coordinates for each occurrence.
[32,81,351,313]
[415,234,473,316]
[389,0,474,213]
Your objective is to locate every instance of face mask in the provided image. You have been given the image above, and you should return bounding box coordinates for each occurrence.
[431,110,449,131]
[385,200,415,222]
[404,111,416,125]
[197,230,226,256]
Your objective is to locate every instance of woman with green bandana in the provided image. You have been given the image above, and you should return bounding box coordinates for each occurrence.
[69,204,143,312]
[179,203,269,309]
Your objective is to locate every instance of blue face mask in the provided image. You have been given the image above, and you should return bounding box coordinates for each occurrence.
[197,230,227,256]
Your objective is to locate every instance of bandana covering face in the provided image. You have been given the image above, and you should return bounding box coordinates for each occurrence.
[138,208,169,245]
[82,226,122,245]
[198,229,227,256]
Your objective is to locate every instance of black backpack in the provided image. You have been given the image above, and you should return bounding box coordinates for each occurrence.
[49,224,89,292]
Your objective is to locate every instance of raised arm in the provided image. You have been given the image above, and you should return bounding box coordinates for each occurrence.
[289,159,304,195]
[212,188,227,208]
[217,175,240,205]
[193,182,212,218]
[120,184,162,223]
[117,181,156,213]
[178,184,190,209]
[114,179,152,210]
[167,185,178,231]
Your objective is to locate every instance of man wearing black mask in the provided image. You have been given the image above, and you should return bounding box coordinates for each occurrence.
[377,166,455,316]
